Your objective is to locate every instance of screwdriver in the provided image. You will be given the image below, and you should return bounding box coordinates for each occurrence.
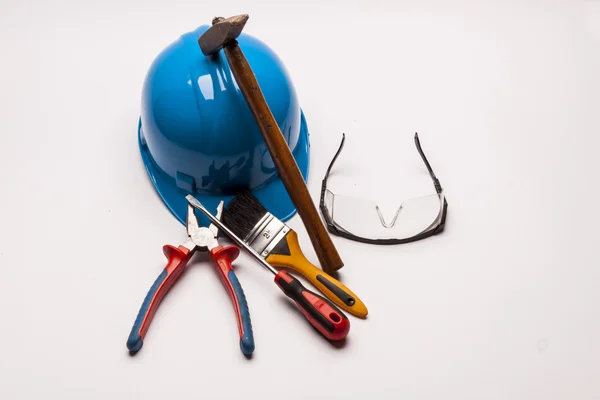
[187,195,350,341]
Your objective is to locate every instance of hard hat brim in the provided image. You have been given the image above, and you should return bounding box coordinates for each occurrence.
[137,112,310,228]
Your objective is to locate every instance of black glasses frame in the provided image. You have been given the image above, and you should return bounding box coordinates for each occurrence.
[319,133,448,245]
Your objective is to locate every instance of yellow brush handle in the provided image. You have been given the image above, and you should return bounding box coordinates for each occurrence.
[266,231,368,318]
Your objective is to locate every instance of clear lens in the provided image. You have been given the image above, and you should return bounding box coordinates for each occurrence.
[325,189,444,240]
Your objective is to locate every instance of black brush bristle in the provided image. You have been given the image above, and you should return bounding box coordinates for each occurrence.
[223,190,270,239]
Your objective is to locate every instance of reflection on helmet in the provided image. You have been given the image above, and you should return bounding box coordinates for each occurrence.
[138,25,310,226]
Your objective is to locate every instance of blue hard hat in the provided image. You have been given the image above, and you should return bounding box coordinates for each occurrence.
[138,25,310,227]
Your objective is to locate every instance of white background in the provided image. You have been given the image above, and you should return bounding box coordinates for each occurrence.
[1,0,599,399]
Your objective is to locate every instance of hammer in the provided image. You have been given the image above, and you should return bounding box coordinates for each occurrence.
[198,14,344,274]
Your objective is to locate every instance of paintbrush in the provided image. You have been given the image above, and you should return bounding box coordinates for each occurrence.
[223,190,368,318]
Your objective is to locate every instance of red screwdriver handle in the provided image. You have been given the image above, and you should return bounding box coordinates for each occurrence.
[274,270,350,341]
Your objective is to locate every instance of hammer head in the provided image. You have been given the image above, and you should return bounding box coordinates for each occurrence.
[198,14,249,56]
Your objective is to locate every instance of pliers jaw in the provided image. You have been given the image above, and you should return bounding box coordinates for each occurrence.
[209,200,224,238]
[186,204,201,238]
[183,201,224,252]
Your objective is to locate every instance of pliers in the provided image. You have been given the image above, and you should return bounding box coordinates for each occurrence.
[127,200,254,355]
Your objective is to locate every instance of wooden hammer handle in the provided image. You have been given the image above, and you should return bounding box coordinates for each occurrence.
[223,41,344,273]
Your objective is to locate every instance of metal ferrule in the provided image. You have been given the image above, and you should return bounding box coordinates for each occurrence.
[246,213,286,255]
[244,213,272,243]
[261,226,290,257]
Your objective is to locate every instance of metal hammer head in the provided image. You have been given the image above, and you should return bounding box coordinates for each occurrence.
[198,14,249,56]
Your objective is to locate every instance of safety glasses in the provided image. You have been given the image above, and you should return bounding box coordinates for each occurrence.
[319,133,448,245]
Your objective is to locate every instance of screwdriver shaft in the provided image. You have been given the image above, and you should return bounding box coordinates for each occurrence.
[186,195,279,275]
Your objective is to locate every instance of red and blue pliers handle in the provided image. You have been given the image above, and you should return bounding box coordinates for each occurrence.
[210,245,254,355]
[127,245,254,355]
